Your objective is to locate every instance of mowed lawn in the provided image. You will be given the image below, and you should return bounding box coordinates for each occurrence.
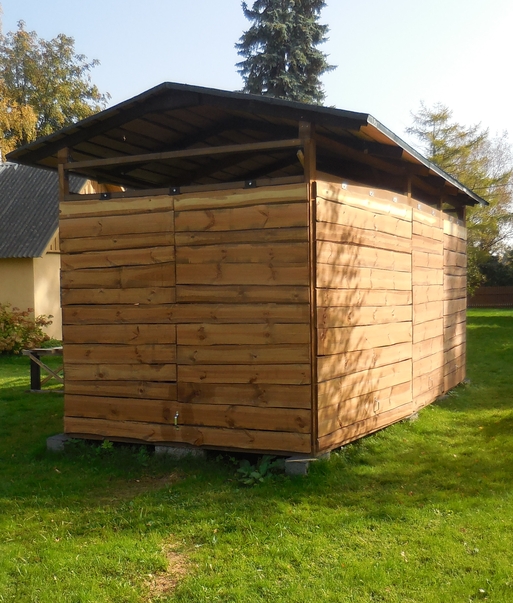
[1,309,512,602]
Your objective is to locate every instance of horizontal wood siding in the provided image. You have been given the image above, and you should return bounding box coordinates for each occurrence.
[62,184,311,454]
[59,179,467,456]
[314,181,414,452]
[412,203,445,410]
[313,182,467,452]
[174,184,312,453]
[64,417,311,453]
[60,197,178,441]
[444,220,467,390]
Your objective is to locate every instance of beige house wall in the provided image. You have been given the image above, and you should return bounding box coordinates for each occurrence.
[0,240,62,340]
[33,251,62,339]
[0,257,35,312]
[0,181,110,343]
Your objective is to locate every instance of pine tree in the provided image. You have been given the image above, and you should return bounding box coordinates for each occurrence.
[236,0,335,105]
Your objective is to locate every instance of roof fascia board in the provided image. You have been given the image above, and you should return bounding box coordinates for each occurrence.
[366,115,487,206]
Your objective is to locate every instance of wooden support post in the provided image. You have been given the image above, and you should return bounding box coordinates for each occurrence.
[299,121,316,193]
[30,352,41,391]
[58,148,70,204]
[299,120,318,455]
[22,347,64,392]
[406,173,412,201]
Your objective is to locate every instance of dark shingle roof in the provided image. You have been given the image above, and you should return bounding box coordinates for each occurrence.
[0,163,85,258]
[6,82,486,208]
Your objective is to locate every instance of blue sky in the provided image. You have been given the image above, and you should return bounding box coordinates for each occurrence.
[2,0,513,150]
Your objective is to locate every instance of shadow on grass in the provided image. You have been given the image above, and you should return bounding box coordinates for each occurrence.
[1,310,513,577]
[1,387,511,521]
[1,366,512,603]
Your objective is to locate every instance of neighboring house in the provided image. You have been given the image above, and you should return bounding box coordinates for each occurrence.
[0,162,116,339]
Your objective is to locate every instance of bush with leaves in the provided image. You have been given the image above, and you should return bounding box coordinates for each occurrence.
[235,455,284,486]
[0,303,52,354]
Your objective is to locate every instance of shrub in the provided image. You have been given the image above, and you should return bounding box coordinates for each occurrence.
[0,303,52,354]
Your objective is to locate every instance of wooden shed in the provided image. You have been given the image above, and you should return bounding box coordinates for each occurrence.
[7,83,485,456]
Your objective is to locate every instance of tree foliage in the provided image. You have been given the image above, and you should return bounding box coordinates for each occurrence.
[0,79,37,156]
[479,251,513,286]
[0,20,109,157]
[407,102,513,292]
[236,0,335,104]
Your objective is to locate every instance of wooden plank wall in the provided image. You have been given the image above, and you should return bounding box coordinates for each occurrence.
[314,181,414,452]
[443,219,467,390]
[58,178,467,456]
[60,184,312,454]
[174,184,312,453]
[411,203,445,411]
[313,181,468,453]
[59,196,178,441]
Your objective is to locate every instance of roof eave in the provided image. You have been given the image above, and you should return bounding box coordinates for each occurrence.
[366,115,488,207]
[6,81,487,207]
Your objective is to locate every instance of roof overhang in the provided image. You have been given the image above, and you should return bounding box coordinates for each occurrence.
[7,82,487,208]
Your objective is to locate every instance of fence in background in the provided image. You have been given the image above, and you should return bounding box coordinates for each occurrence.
[468,286,513,307]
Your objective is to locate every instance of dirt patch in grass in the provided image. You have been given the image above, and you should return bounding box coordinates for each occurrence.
[145,544,188,600]
[98,472,182,503]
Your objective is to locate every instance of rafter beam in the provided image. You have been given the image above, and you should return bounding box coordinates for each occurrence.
[64,138,303,171]
[315,133,405,177]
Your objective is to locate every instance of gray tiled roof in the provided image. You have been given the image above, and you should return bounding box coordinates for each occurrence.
[0,163,85,258]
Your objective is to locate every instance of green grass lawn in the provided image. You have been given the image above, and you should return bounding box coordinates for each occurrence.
[1,309,513,602]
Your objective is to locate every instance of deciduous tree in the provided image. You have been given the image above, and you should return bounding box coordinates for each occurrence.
[479,251,513,286]
[236,0,335,104]
[0,79,36,157]
[0,20,108,156]
[407,102,513,292]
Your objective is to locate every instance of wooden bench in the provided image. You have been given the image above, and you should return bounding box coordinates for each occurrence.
[22,347,64,393]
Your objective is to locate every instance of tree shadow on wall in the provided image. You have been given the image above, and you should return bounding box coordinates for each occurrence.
[315,181,414,449]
